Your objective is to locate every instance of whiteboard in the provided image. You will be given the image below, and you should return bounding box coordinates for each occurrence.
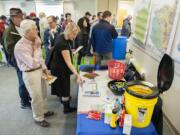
[35,2,63,17]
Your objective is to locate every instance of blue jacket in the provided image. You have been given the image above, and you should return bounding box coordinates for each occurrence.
[44,25,62,49]
[91,20,118,53]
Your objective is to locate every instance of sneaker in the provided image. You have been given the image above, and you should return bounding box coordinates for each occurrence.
[20,104,31,109]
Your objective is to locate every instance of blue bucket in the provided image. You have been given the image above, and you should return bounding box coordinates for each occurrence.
[112,36,127,60]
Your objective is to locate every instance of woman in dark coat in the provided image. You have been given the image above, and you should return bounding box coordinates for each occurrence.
[75,18,89,65]
[50,22,83,114]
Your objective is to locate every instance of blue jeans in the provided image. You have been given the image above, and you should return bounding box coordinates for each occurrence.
[9,53,30,105]
[16,68,31,105]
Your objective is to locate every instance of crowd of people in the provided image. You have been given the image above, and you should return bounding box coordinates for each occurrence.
[0,7,132,128]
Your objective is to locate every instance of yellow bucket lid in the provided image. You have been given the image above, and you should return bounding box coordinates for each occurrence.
[126,81,159,99]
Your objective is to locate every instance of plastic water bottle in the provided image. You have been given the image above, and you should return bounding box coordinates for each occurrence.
[114,98,121,117]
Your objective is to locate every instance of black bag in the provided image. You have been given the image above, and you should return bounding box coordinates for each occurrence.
[1,33,9,64]
[124,63,142,81]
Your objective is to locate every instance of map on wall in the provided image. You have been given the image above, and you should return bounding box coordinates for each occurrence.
[133,0,151,46]
[146,0,180,60]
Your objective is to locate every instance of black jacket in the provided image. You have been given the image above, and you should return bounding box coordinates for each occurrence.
[78,17,90,34]
[75,30,89,55]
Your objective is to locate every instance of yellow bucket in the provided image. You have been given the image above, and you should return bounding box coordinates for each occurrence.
[124,82,159,128]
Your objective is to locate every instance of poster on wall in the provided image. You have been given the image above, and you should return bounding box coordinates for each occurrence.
[146,0,180,60]
[132,0,152,46]
[171,18,180,75]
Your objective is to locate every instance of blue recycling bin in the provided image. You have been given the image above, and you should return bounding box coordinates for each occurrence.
[112,36,127,60]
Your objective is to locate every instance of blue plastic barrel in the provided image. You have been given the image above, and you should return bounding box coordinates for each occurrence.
[112,36,127,60]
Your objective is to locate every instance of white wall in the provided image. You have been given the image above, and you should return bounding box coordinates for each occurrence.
[63,1,76,21]
[1,0,95,21]
[63,0,96,23]
[74,0,96,21]
[128,40,180,132]
[0,0,63,17]
[0,0,36,16]
[35,1,63,17]
[118,0,134,17]
[0,1,4,15]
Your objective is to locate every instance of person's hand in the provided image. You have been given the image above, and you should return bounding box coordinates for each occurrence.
[71,49,76,52]
[35,36,42,45]
[51,29,56,33]
[90,47,94,54]
[33,36,41,49]
[77,75,84,87]
[48,45,51,50]
[44,69,51,76]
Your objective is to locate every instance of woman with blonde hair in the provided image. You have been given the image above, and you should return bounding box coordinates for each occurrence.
[50,22,83,113]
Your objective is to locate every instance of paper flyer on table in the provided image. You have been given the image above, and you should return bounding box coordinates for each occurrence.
[82,81,100,97]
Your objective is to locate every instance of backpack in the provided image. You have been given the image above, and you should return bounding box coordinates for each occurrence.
[0,28,9,63]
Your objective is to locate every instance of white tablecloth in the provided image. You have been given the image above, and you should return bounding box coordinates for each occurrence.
[77,71,158,135]
[78,70,115,113]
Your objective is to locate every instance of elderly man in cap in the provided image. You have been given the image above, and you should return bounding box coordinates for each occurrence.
[3,8,31,109]
[14,19,54,127]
